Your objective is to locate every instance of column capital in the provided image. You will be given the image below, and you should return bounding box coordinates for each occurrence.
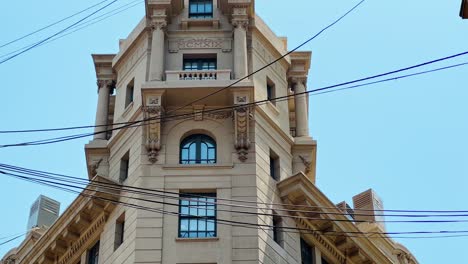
[150,19,167,31]
[232,7,249,29]
[150,9,167,31]
[290,76,307,87]
[96,79,116,90]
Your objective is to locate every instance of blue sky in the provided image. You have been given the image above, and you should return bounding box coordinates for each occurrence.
[0,0,467,263]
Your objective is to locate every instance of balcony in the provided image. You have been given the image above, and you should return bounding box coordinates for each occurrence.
[166,70,231,81]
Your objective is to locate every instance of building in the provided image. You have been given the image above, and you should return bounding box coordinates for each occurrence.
[26,195,61,232]
[461,0,468,18]
[2,0,418,263]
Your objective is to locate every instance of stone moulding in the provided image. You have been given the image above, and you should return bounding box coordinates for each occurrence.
[57,213,107,264]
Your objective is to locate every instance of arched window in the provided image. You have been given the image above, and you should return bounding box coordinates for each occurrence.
[180,134,216,164]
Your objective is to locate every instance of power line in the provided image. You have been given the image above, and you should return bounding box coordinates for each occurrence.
[3,170,468,240]
[1,58,468,148]
[3,163,468,219]
[0,0,112,49]
[0,0,119,65]
[0,0,143,60]
[0,0,364,135]
[164,0,367,116]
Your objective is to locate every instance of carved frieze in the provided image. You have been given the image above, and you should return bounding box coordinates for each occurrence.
[168,38,232,53]
[143,95,163,163]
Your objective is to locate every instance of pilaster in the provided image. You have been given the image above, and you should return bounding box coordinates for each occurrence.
[149,9,167,81]
[232,7,249,79]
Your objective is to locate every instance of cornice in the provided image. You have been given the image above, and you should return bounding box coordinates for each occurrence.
[277,173,406,264]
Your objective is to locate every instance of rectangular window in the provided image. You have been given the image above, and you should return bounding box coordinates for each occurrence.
[114,213,125,250]
[301,238,314,264]
[179,193,216,238]
[272,214,284,247]
[125,79,134,108]
[189,0,213,18]
[119,151,129,183]
[87,241,100,264]
[269,149,280,181]
[267,78,276,105]
[183,58,217,71]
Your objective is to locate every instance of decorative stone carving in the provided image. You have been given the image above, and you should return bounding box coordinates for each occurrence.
[206,110,234,120]
[193,105,205,121]
[96,79,115,93]
[232,7,249,29]
[150,9,167,30]
[89,158,103,177]
[233,94,251,162]
[299,155,312,174]
[143,94,163,163]
[168,38,232,53]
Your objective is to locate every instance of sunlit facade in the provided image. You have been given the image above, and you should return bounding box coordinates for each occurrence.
[1,1,418,263]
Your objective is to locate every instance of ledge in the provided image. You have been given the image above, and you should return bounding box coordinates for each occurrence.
[175,237,219,242]
[180,18,220,29]
[163,164,234,170]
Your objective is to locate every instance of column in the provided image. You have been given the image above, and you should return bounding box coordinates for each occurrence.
[149,12,167,81]
[94,80,113,140]
[293,78,309,137]
[232,8,249,79]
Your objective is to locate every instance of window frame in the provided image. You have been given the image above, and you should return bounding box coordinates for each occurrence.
[300,238,314,264]
[125,79,134,109]
[188,0,213,19]
[180,134,217,164]
[269,149,280,181]
[119,151,130,183]
[87,241,100,264]
[266,78,276,105]
[183,58,217,71]
[114,213,125,250]
[272,213,284,247]
[178,193,217,238]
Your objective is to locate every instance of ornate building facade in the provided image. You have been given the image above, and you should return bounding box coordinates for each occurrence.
[2,0,418,263]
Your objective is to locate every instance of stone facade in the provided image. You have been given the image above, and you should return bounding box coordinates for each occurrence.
[2,1,418,264]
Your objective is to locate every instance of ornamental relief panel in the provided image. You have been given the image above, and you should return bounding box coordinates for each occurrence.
[168,38,232,53]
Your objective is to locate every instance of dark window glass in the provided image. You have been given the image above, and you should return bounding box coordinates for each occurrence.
[272,214,283,247]
[179,193,216,238]
[125,79,134,108]
[88,241,100,264]
[270,150,279,180]
[301,238,314,264]
[189,0,213,18]
[321,258,329,264]
[114,214,125,250]
[119,152,129,183]
[183,58,217,71]
[180,134,216,164]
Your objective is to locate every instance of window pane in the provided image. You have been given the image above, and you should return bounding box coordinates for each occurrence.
[207,219,215,231]
[198,219,206,231]
[180,219,189,231]
[205,3,212,13]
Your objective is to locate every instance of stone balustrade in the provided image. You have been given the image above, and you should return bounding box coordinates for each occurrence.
[165,70,231,81]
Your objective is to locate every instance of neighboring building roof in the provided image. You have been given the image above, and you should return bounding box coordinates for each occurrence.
[461,0,468,18]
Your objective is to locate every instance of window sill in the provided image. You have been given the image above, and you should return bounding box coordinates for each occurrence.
[175,237,219,242]
[180,18,220,29]
[163,164,234,170]
[266,101,280,116]
[122,101,134,118]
